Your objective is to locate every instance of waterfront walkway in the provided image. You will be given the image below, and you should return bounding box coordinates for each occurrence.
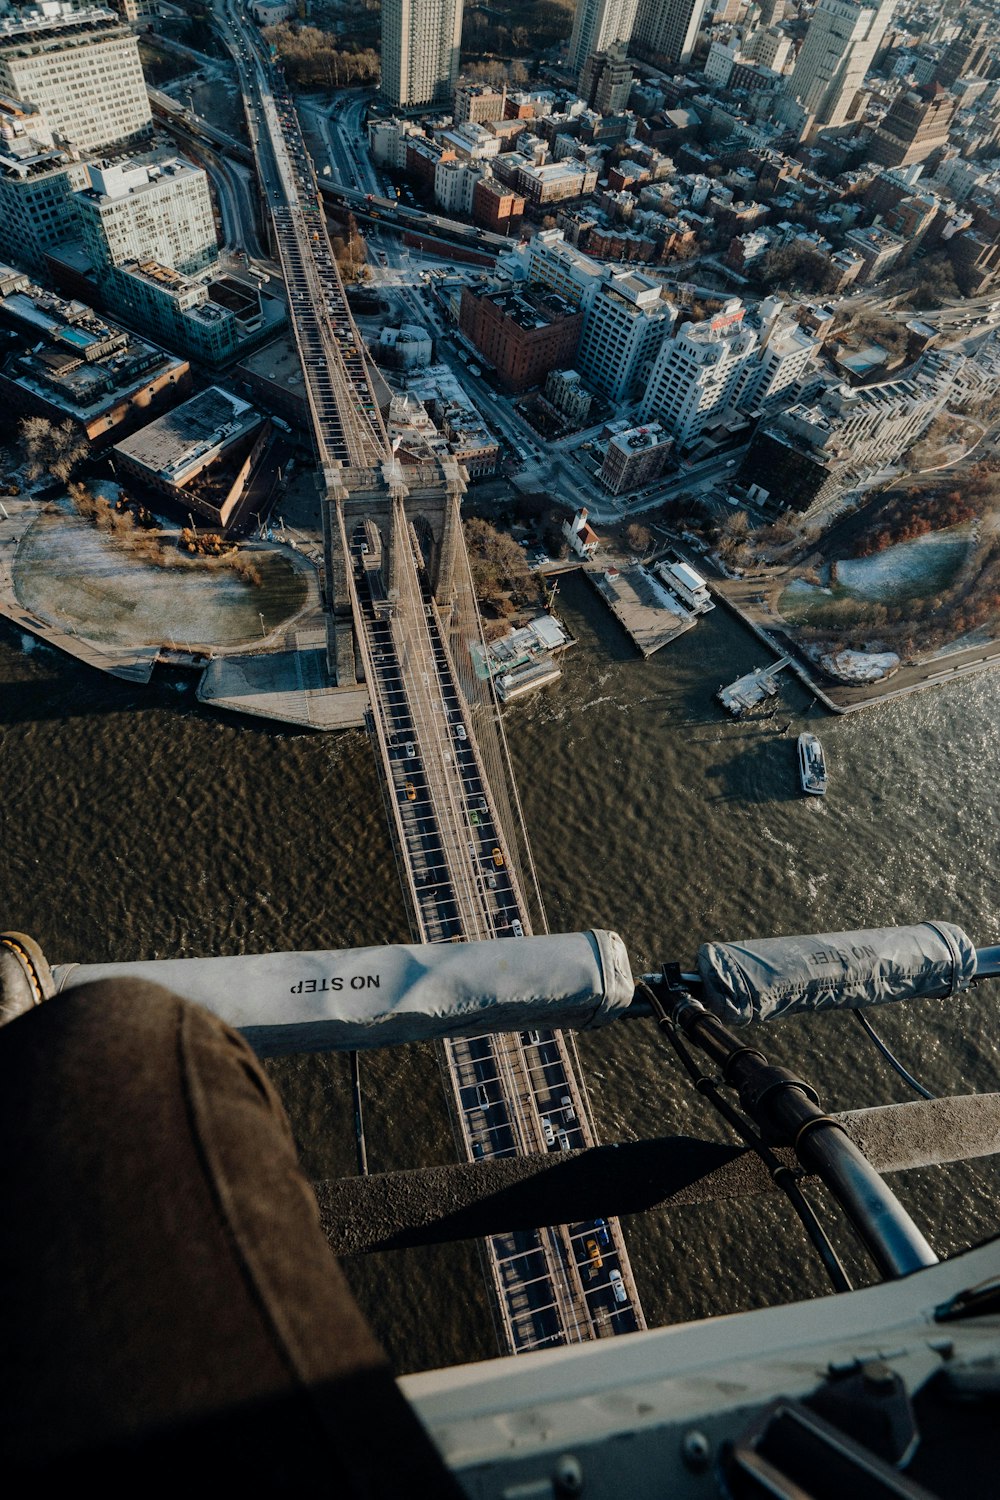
[712,572,1000,715]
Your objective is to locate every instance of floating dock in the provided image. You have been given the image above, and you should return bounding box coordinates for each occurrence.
[716,655,792,716]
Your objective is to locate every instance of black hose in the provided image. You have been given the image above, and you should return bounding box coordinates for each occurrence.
[852,1008,935,1101]
[639,981,854,1294]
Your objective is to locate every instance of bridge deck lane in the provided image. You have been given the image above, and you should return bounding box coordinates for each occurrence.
[227,2,645,1350]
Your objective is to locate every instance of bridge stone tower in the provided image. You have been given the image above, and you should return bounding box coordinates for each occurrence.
[323,455,467,686]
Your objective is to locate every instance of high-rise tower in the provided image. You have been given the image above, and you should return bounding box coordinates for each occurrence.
[869,83,956,169]
[786,0,896,132]
[567,0,641,76]
[0,2,152,153]
[631,0,713,69]
[381,0,465,110]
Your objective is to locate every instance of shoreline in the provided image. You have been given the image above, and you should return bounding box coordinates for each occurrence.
[0,491,368,729]
[709,576,1000,715]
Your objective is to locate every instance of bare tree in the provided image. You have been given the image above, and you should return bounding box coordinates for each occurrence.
[20,415,88,483]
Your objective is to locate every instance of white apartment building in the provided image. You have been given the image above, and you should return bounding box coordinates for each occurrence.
[764,366,951,510]
[641,302,760,448]
[744,321,820,408]
[0,4,152,153]
[704,39,739,87]
[368,116,423,168]
[77,157,217,277]
[434,158,482,215]
[436,122,501,161]
[0,146,88,271]
[744,26,794,73]
[381,0,464,110]
[786,0,896,133]
[577,269,672,402]
[738,298,820,409]
[568,0,641,75]
[522,228,605,307]
[632,0,712,67]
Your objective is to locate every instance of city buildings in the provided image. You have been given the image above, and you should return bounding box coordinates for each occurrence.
[576,268,672,402]
[0,269,189,442]
[0,3,152,154]
[743,367,952,515]
[598,421,673,494]
[567,0,640,76]
[640,301,760,448]
[578,43,634,116]
[785,0,897,134]
[76,158,217,279]
[545,367,593,426]
[404,365,500,476]
[458,284,582,393]
[869,84,957,170]
[498,156,599,208]
[520,227,606,307]
[376,324,434,371]
[112,386,267,529]
[843,223,907,284]
[453,84,507,125]
[471,178,525,236]
[934,21,994,91]
[0,120,88,272]
[631,0,713,68]
[103,260,273,365]
[434,158,483,215]
[380,0,464,110]
[743,312,820,410]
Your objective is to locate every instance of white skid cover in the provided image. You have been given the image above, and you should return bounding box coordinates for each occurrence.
[697,921,976,1026]
[52,930,635,1055]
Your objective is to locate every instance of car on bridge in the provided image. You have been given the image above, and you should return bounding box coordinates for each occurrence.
[491,847,505,867]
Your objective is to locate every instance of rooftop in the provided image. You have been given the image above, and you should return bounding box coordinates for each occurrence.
[81,156,200,205]
[0,4,124,50]
[113,386,259,480]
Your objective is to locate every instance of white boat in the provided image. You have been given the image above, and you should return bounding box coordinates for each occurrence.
[797,732,828,795]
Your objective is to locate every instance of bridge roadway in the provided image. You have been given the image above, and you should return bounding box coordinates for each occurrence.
[219,0,644,1351]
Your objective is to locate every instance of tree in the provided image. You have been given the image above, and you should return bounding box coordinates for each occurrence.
[19,416,88,483]
[464,517,533,602]
[625,522,653,554]
[759,244,837,295]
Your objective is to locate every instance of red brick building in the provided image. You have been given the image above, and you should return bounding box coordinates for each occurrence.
[472,177,525,236]
[458,284,582,392]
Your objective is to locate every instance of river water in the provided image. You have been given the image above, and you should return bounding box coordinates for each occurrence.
[2,571,998,1372]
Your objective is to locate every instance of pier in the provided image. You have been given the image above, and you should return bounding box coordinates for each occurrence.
[716,656,792,716]
[587,563,699,657]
